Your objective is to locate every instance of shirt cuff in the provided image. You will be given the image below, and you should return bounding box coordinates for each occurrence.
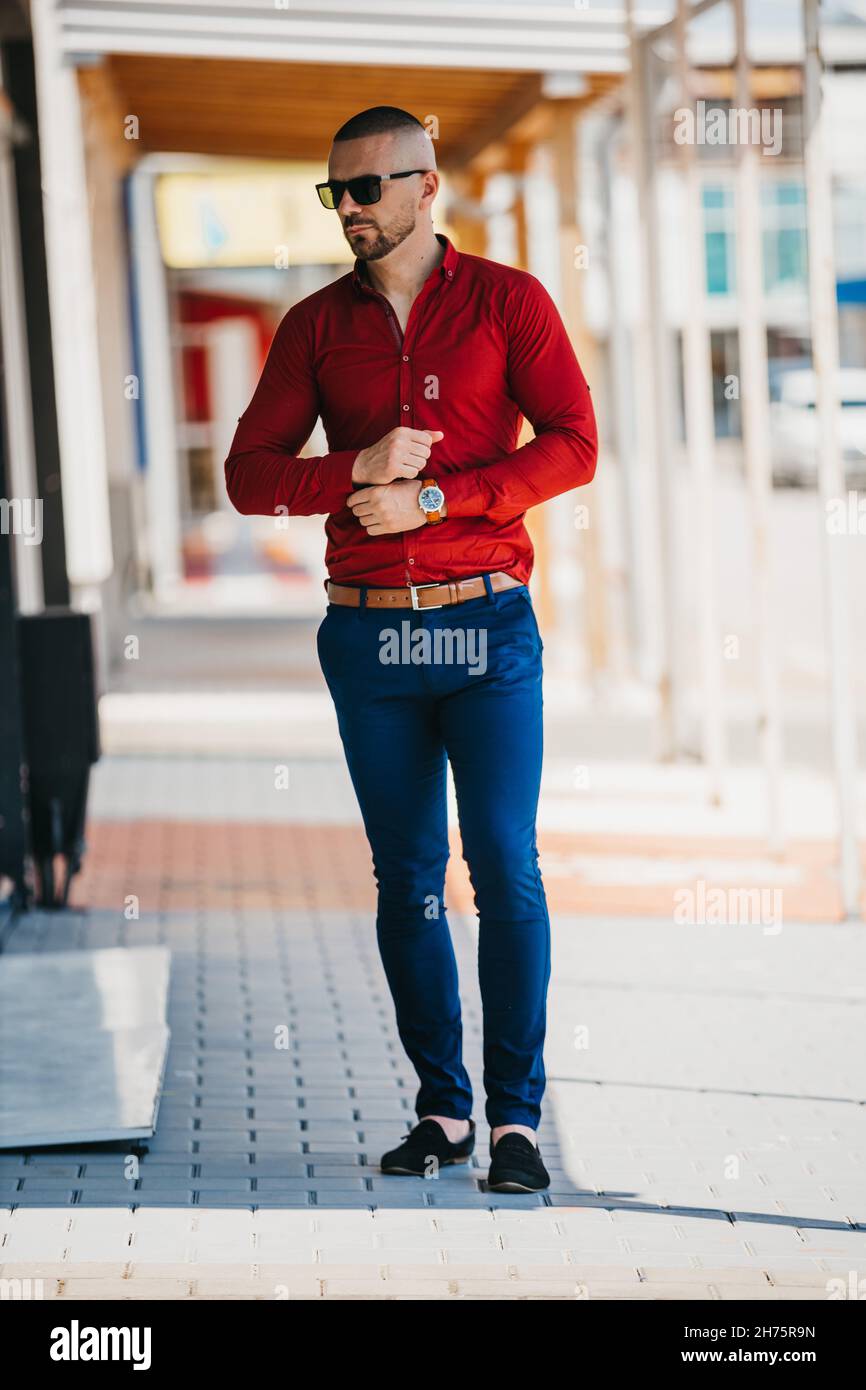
[440,470,486,518]
[318,450,359,513]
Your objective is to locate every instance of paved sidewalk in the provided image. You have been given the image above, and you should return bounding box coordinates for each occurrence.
[1,753,865,1300]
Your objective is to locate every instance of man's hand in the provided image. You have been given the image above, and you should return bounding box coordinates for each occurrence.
[352,427,444,486]
[348,479,432,536]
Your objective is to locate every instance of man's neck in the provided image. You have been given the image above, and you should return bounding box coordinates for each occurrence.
[363,227,444,301]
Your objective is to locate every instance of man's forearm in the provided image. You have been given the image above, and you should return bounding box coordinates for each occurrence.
[442,419,597,523]
[224,447,358,517]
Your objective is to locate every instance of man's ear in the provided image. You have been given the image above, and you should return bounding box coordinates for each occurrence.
[420,170,439,206]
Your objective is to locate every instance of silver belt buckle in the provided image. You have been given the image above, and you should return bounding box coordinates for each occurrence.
[409,582,443,611]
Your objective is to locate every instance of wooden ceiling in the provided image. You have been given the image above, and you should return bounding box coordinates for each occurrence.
[88,55,539,166]
[81,55,620,170]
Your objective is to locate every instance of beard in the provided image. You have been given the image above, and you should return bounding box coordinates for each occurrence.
[343,206,417,261]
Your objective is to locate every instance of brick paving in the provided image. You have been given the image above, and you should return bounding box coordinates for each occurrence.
[78,755,864,921]
[70,819,853,920]
[1,753,865,1300]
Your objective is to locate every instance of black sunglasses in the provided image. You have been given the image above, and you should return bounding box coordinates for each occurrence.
[315,169,427,211]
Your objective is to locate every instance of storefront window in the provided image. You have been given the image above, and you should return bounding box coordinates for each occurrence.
[761,181,807,295]
[702,184,736,296]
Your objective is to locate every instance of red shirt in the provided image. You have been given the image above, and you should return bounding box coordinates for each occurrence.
[225,235,597,586]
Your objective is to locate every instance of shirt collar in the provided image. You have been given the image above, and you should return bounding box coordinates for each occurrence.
[352,233,458,295]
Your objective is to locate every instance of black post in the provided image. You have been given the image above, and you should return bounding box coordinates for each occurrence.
[2,37,70,608]
[0,340,32,907]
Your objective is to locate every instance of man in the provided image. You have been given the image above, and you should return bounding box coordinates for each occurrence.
[225,106,597,1192]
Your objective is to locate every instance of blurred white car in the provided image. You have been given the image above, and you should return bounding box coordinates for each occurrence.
[771,368,866,486]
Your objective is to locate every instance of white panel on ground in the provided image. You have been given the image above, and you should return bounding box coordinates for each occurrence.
[0,946,170,1149]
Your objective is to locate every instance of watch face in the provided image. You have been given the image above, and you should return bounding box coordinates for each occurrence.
[419,486,444,513]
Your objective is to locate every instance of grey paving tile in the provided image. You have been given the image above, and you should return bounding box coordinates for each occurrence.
[9,1193,77,1205]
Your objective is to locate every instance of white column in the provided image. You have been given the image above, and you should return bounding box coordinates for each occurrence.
[205,318,259,512]
[803,0,861,917]
[601,121,644,676]
[626,2,682,756]
[128,165,183,597]
[30,0,113,592]
[733,0,784,850]
[675,0,725,803]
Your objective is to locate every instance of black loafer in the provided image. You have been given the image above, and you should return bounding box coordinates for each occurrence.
[487,1133,550,1192]
[380,1118,475,1176]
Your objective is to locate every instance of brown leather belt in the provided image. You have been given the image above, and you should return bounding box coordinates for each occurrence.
[326,571,523,610]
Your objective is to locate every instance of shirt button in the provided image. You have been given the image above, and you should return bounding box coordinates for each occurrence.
[408,558,415,565]
[402,404,409,411]
[402,355,409,362]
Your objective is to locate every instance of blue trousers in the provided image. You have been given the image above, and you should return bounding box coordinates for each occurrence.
[316,579,550,1129]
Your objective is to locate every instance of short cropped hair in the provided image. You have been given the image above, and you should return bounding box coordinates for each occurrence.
[332,106,426,142]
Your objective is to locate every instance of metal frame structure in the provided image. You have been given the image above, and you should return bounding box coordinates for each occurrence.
[732,0,783,852]
[802,0,861,915]
[630,0,861,912]
[674,0,725,804]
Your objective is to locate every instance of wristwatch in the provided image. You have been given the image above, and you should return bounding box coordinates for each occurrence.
[418,477,445,525]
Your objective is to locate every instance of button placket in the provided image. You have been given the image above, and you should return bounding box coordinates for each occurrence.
[361,265,448,589]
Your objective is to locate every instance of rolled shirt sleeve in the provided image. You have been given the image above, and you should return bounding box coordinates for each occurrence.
[443,275,597,522]
[224,306,358,518]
